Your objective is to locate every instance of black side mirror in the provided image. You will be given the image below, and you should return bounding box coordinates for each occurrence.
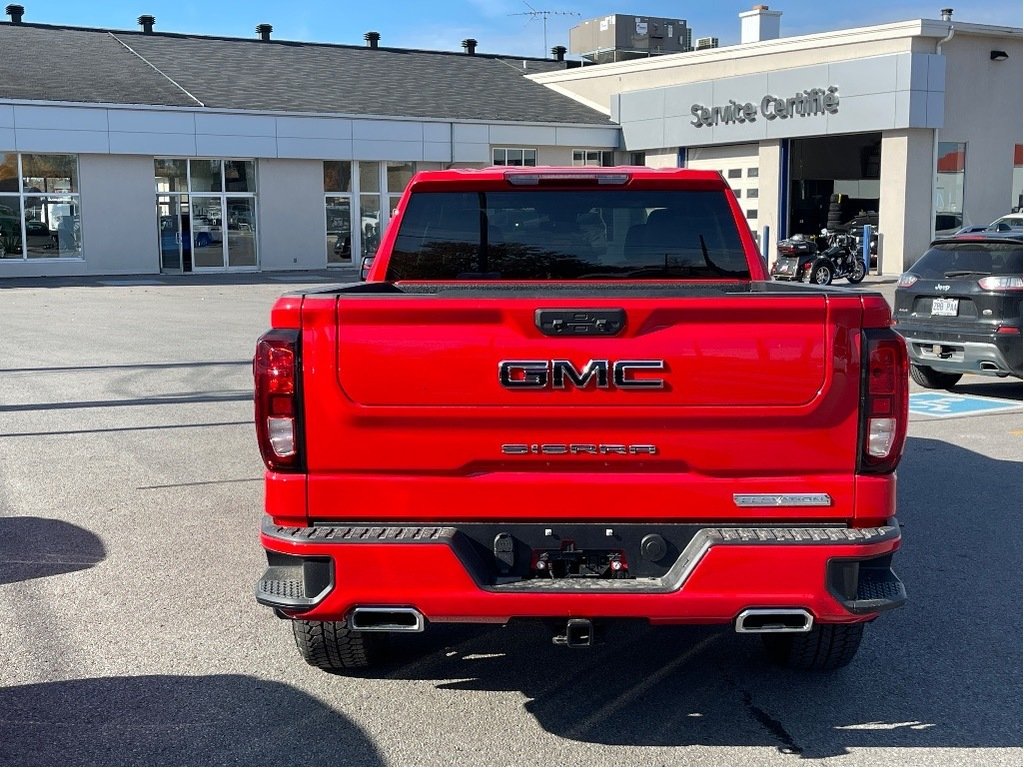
[360,256,374,281]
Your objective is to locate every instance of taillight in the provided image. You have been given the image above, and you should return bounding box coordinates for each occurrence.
[859,329,909,474]
[254,329,303,471]
[978,275,1023,291]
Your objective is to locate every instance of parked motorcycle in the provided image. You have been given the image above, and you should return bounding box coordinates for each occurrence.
[770,231,867,285]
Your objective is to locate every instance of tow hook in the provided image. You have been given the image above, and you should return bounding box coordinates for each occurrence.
[553,618,594,648]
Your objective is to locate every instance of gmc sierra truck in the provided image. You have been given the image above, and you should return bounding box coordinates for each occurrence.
[254,167,909,673]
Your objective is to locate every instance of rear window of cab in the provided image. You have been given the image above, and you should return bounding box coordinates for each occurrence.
[384,189,751,281]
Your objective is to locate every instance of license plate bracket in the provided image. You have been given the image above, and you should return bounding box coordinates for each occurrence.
[931,297,959,316]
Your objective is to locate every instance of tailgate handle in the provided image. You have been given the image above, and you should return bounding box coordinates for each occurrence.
[535,309,625,336]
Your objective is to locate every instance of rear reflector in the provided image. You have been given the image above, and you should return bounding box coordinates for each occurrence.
[860,330,909,474]
[997,326,1022,335]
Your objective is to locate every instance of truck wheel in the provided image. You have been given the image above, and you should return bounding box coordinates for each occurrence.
[291,620,385,671]
[909,364,962,390]
[761,622,864,671]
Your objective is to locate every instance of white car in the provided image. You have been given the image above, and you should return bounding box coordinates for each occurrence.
[956,212,1023,235]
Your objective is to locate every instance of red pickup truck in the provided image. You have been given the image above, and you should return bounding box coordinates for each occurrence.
[254,167,908,673]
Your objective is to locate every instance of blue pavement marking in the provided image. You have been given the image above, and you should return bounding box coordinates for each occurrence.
[909,392,1022,418]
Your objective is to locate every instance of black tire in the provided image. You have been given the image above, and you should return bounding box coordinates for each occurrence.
[762,622,865,671]
[909,364,963,390]
[847,258,866,283]
[807,259,833,285]
[291,620,386,672]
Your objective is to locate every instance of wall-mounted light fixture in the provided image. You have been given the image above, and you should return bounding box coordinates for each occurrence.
[990,50,1009,61]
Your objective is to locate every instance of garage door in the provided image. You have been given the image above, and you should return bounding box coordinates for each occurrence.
[686,144,760,240]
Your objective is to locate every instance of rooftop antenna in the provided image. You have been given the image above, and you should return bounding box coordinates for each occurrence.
[508,1,580,57]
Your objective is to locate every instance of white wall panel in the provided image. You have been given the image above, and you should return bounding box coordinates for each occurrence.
[195,134,277,157]
[78,154,157,275]
[14,105,108,131]
[0,105,14,129]
[15,128,110,153]
[824,92,898,134]
[488,125,557,145]
[553,126,618,147]
[106,110,195,134]
[352,120,423,142]
[0,128,14,149]
[275,116,353,140]
[352,140,423,161]
[108,131,197,155]
[422,142,452,162]
[422,123,451,143]
[763,68,819,98]
[451,142,489,162]
[257,159,326,271]
[276,137,354,159]
[827,57,897,96]
[194,113,275,136]
[452,123,489,143]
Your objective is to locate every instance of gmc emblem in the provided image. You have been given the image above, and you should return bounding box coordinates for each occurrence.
[498,359,666,390]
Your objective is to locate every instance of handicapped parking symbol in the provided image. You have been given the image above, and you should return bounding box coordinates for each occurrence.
[909,392,1021,418]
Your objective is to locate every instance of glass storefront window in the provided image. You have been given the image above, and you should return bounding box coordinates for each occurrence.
[326,196,351,264]
[0,154,18,192]
[936,142,966,231]
[0,194,22,259]
[360,194,381,257]
[21,154,77,192]
[0,154,82,260]
[24,195,80,257]
[155,159,188,193]
[324,161,352,192]
[156,158,257,272]
[224,160,256,193]
[492,148,537,167]
[572,150,614,167]
[226,197,257,267]
[190,159,222,192]
[359,162,380,194]
[386,162,415,194]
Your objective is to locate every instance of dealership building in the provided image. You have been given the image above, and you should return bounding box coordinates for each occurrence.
[0,5,1020,278]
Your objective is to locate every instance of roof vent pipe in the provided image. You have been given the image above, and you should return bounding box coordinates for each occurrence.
[137,15,155,33]
[940,8,953,21]
[364,31,380,48]
[462,38,477,55]
[256,23,272,42]
[6,4,24,23]
[551,45,566,61]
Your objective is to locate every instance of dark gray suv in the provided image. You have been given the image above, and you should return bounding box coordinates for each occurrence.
[893,235,1022,389]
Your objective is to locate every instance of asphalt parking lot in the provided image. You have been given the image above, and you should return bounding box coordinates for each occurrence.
[0,272,1020,766]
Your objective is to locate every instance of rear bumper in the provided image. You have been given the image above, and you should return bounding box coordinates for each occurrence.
[899,327,1023,378]
[256,516,905,625]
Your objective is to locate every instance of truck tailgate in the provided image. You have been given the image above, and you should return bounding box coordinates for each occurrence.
[298,286,866,522]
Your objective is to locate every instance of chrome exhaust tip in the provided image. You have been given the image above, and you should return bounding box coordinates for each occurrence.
[349,606,425,632]
[735,608,814,634]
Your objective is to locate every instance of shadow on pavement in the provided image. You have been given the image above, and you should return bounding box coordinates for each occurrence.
[950,378,1023,401]
[0,674,383,766]
[318,436,1022,759]
[0,517,106,585]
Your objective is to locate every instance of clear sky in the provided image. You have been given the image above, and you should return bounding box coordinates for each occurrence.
[12,1,1023,58]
